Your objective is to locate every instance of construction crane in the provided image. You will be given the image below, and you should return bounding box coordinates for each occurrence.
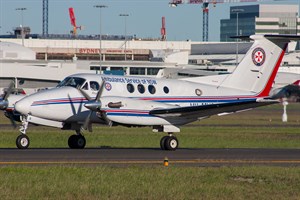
[68,7,83,36]
[169,0,275,41]
[42,0,48,36]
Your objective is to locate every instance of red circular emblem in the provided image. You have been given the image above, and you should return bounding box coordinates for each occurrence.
[105,82,112,91]
[252,47,266,66]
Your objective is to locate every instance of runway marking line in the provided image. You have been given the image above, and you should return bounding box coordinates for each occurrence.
[1,159,300,165]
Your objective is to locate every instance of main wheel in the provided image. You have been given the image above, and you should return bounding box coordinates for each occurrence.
[68,135,86,149]
[160,136,169,150]
[75,135,86,149]
[16,135,30,149]
[68,135,77,149]
[164,136,178,151]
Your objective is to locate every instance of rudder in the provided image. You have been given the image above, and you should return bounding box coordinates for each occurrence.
[220,35,298,97]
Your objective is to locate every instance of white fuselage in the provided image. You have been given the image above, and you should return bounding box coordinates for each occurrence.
[15,73,258,128]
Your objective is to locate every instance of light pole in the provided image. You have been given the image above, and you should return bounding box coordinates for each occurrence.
[232,8,244,67]
[16,7,27,46]
[94,5,107,74]
[119,14,129,61]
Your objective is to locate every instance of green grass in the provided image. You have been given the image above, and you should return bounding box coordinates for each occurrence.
[0,166,300,199]
[0,103,299,149]
[1,125,300,149]
[0,126,300,148]
[0,104,299,199]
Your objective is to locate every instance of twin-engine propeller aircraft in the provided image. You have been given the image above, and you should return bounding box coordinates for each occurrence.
[10,35,300,150]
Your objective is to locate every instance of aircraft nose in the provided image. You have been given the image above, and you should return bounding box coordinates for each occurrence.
[15,99,31,115]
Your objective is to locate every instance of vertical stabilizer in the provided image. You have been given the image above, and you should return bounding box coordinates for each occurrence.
[220,35,299,97]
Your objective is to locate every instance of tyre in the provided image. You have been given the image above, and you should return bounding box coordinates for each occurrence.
[68,135,86,149]
[16,135,30,149]
[68,135,77,149]
[165,136,178,151]
[75,135,86,149]
[160,136,169,150]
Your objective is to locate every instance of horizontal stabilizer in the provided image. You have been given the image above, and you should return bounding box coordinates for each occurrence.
[231,35,300,41]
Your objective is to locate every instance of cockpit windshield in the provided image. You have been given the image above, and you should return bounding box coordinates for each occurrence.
[56,77,86,88]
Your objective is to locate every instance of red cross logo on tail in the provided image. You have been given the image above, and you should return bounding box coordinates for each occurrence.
[252,47,266,66]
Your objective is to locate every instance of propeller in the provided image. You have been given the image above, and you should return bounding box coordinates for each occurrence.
[1,81,18,128]
[0,81,15,110]
[77,80,106,131]
[4,111,17,128]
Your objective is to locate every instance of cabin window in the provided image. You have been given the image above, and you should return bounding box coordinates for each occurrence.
[163,86,169,94]
[57,77,86,88]
[137,84,145,94]
[148,85,156,94]
[127,84,135,93]
[82,82,89,90]
[90,81,100,91]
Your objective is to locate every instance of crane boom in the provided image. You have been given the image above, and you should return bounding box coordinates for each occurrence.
[69,8,77,36]
[68,7,83,36]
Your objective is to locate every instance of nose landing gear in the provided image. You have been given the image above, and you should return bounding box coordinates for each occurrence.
[16,115,30,149]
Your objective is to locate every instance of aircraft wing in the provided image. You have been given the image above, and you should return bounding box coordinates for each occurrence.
[149,99,278,119]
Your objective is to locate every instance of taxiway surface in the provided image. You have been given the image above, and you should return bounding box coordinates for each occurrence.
[1,148,300,166]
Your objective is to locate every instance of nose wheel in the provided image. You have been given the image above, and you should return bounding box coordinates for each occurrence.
[16,135,30,149]
[160,134,178,151]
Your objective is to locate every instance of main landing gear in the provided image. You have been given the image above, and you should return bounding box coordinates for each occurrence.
[160,134,179,151]
[68,130,86,149]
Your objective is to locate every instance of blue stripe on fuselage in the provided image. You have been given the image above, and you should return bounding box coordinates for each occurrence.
[31,97,256,106]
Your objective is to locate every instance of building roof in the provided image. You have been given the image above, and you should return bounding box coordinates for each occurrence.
[0,41,35,60]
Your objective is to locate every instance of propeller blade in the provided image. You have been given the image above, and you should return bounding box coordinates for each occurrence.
[0,81,15,110]
[96,80,105,102]
[3,81,15,101]
[8,113,17,129]
[99,111,113,127]
[83,111,93,132]
[4,111,17,128]
[80,80,106,131]
[77,86,92,101]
